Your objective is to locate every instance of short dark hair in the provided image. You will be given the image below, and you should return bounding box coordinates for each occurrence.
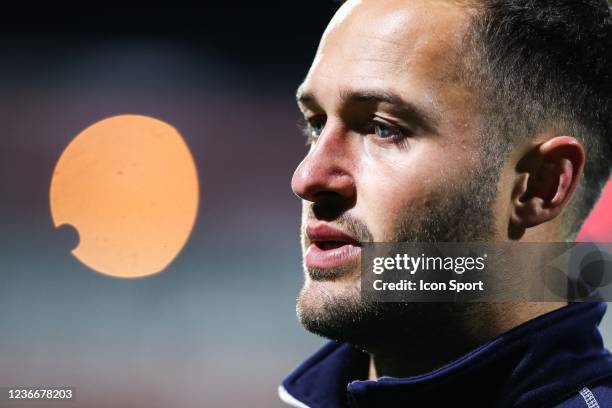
[463,0,612,237]
[336,0,612,237]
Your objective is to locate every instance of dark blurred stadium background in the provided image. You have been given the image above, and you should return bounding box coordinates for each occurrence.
[0,2,610,407]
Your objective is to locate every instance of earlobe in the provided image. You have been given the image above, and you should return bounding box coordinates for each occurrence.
[510,136,585,230]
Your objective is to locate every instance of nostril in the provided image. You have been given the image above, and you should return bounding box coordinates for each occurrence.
[291,143,357,204]
[312,193,352,220]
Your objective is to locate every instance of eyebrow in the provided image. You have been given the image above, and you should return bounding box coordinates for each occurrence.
[296,87,438,130]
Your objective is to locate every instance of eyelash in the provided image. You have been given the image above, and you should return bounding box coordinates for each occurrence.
[300,116,411,145]
[299,116,326,145]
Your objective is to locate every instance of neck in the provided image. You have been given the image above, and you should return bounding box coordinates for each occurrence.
[368,302,566,380]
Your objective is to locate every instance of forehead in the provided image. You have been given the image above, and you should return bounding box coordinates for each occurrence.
[301,0,475,112]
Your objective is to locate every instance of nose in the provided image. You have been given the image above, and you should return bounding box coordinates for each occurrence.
[291,122,356,215]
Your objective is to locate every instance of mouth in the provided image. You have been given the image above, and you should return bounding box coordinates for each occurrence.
[304,223,362,273]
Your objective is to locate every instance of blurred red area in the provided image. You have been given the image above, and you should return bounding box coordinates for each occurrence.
[578,180,612,241]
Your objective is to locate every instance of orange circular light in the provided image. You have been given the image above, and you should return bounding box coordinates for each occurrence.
[50,114,199,278]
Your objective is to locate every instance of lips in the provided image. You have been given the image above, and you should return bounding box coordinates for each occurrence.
[304,223,362,272]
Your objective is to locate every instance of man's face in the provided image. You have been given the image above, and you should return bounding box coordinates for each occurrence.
[291,0,504,345]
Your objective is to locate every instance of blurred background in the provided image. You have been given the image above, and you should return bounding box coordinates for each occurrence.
[0,1,611,407]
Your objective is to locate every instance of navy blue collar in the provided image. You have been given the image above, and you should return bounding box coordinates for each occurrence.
[282,303,612,408]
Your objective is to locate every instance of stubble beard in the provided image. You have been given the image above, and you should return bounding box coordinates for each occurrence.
[296,164,502,351]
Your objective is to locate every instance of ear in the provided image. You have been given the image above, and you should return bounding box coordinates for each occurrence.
[511,136,585,229]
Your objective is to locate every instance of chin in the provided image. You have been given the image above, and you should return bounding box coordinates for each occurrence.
[299,272,360,307]
[297,279,342,315]
[296,277,374,343]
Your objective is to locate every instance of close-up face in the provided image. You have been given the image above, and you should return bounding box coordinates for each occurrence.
[291,0,509,342]
[2,2,612,407]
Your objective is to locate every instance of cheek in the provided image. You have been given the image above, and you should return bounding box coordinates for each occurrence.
[358,169,432,239]
[355,143,470,239]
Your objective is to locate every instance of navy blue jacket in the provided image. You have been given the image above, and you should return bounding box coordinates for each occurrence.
[280,303,612,407]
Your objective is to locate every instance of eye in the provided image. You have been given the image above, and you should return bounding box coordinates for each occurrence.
[309,117,326,137]
[373,122,404,139]
[301,116,326,143]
